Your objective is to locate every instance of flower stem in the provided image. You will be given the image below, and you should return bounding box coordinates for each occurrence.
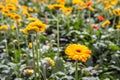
[15,23,21,62]
[43,64,47,80]
[31,35,37,80]
[57,17,60,56]
[4,33,8,55]
[75,60,78,80]
[112,16,116,28]
[35,33,42,79]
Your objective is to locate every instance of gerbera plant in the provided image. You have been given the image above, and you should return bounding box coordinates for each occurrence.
[65,44,92,80]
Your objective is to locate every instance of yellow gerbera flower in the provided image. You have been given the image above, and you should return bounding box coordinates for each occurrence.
[25,69,34,76]
[113,8,120,16]
[116,25,120,29]
[0,4,4,12]
[102,20,111,28]
[65,44,92,62]
[60,7,73,16]
[0,25,8,32]
[48,4,64,10]
[56,0,66,5]
[6,3,16,11]
[13,39,18,44]
[27,17,39,22]
[23,21,47,34]
[11,13,22,21]
[44,57,55,66]
[72,0,82,4]
[29,42,32,48]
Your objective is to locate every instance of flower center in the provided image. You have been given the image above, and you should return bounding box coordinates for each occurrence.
[76,50,81,53]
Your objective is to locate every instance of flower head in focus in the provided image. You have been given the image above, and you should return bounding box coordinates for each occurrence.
[65,44,92,62]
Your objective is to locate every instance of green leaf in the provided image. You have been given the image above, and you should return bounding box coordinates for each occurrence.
[52,57,64,73]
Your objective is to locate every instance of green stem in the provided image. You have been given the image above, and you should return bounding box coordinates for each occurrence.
[15,23,21,62]
[4,33,8,54]
[112,16,116,28]
[57,18,60,56]
[31,35,37,80]
[75,60,78,80]
[43,65,47,80]
[35,33,42,79]
[117,17,120,45]
[88,10,91,26]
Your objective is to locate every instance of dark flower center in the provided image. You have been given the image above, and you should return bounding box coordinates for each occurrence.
[76,50,81,53]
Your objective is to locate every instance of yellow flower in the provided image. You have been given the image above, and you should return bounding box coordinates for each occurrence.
[56,0,66,5]
[48,4,64,10]
[65,44,92,62]
[88,6,95,11]
[118,21,120,25]
[27,17,39,22]
[44,57,55,66]
[104,4,112,10]
[25,69,34,76]
[29,42,32,48]
[22,11,30,17]
[11,13,21,21]
[22,6,27,11]
[0,4,4,12]
[23,21,46,34]
[5,0,18,4]
[113,8,120,16]
[6,3,16,11]
[102,20,111,28]
[12,25,16,30]
[0,25,8,32]
[2,8,11,17]
[72,0,82,4]
[116,25,120,29]
[111,0,118,5]
[28,21,46,32]
[13,39,18,44]
[34,8,38,12]
[60,7,73,16]
[27,7,34,13]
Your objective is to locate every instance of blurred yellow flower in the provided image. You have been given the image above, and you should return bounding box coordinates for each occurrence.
[5,0,18,4]
[11,13,21,21]
[111,0,118,5]
[57,0,66,5]
[27,7,34,13]
[22,11,30,17]
[6,3,16,11]
[113,8,120,16]
[88,6,95,11]
[60,7,73,16]
[102,20,111,28]
[48,4,64,10]
[25,69,34,76]
[104,4,112,10]
[72,0,82,4]
[23,21,47,34]
[65,44,92,62]
[22,6,27,11]
[13,39,18,44]
[29,42,32,48]
[27,17,39,22]
[12,25,16,30]
[116,25,120,29]
[0,4,4,12]
[0,25,8,32]
[3,8,11,17]
[44,57,55,66]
